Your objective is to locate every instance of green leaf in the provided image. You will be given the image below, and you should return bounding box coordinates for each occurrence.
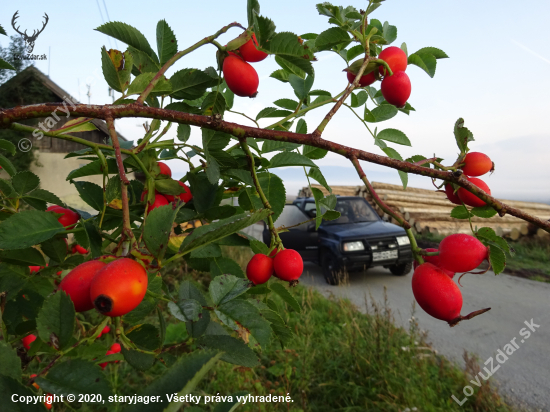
[188,173,222,214]
[24,189,63,207]
[262,140,301,153]
[202,129,221,184]
[126,324,162,351]
[471,205,498,218]
[36,291,75,351]
[288,74,314,100]
[0,59,16,71]
[382,21,397,44]
[489,244,506,275]
[40,237,68,263]
[210,257,246,278]
[256,107,292,120]
[67,159,118,180]
[156,20,177,66]
[269,152,317,168]
[224,169,254,186]
[168,299,202,322]
[0,153,17,176]
[171,69,218,100]
[216,299,271,348]
[274,98,299,111]
[0,265,28,301]
[269,283,301,313]
[179,281,210,338]
[95,21,158,63]
[303,145,328,160]
[308,167,331,194]
[350,91,368,108]
[450,205,472,220]
[270,69,290,83]
[180,210,272,256]
[129,46,161,74]
[276,54,314,77]
[101,47,133,93]
[177,124,191,142]
[407,47,448,79]
[252,14,276,49]
[258,173,286,221]
[155,179,188,196]
[121,346,156,371]
[382,147,408,189]
[190,243,222,259]
[197,335,259,368]
[36,359,112,397]
[0,376,44,412]
[204,205,237,221]
[0,342,22,381]
[82,221,102,258]
[124,298,156,325]
[377,128,411,146]
[0,139,16,155]
[0,210,64,250]
[144,203,182,259]
[125,351,223,412]
[210,274,252,306]
[247,0,261,27]
[364,105,398,123]
[315,27,350,51]
[0,248,46,266]
[453,118,474,153]
[201,91,226,116]
[73,181,104,211]
[128,72,172,96]
[415,46,449,59]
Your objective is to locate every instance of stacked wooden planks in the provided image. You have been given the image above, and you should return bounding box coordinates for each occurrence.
[298,182,550,238]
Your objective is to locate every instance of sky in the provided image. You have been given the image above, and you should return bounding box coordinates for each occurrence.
[1,0,549,203]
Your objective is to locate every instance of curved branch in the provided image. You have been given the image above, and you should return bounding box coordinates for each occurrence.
[1,102,549,232]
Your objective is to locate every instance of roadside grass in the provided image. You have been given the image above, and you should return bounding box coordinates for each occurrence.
[415,232,550,282]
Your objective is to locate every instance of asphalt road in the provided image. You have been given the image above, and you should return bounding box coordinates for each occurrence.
[299,262,550,411]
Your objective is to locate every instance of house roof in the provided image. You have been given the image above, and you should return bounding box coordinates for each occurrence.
[2,66,128,142]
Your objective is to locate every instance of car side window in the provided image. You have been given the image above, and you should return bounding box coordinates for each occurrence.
[274,205,311,230]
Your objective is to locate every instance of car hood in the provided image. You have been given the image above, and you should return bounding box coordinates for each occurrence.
[320,221,405,239]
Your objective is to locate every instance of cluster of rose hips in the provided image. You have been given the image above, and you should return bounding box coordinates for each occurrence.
[142,162,193,211]
[445,152,494,207]
[412,233,489,324]
[223,33,267,98]
[345,46,411,108]
[246,248,303,285]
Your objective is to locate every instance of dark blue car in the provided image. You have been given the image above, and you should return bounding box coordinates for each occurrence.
[262,196,413,284]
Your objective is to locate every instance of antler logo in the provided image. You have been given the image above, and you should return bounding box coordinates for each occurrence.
[11,11,49,54]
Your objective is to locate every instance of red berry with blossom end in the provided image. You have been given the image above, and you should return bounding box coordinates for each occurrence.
[47,205,80,229]
[148,194,169,211]
[273,249,303,281]
[72,244,88,255]
[157,162,172,178]
[438,234,488,273]
[110,343,121,353]
[223,54,259,97]
[22,334,37,351]
[378,46,408,76]
[457,177,491,207]
[413,248,455,278]
[246,254,274,285]
[461,152,493,177]
[381,71,411,108]
[239,33,268,62]
[29,266,42,274]
[165,181,193,203]
[412,263,462,322]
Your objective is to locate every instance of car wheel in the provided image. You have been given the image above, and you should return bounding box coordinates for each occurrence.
[321,251,343,285]
[389,261,413,276]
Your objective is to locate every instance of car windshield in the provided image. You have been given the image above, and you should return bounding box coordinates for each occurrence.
[322,198,379,225]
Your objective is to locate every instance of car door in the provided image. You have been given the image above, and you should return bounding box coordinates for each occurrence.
[263,204,319,261]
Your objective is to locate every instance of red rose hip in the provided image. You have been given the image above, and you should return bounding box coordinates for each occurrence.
[412,263,462,321]
[457,177,491,207]
[444,184,462,205]
[381,71,411,107]
[47,205,80,229]
[239,33,268,62]
[413,248,455,278]
[223,54,259,97]
[165,181,193,203]
[59,260,107,312]
[461,152,493,177]
[346,70,377,87]
[438,234,488,273]
[378,46,408,75]
[157,162,172,178]
[246,254,274,285]
[273,249,303,281]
